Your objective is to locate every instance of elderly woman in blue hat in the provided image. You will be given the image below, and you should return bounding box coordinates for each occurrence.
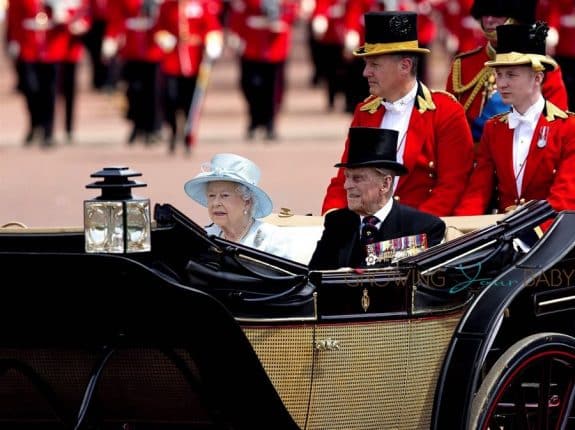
[184,153,292,258]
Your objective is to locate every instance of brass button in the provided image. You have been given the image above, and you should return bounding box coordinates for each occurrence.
[519,198,526,204]
[428,161,435,169]
[428,188,433,194]
[428,173,434,178]
[393,195,400,201]
[514,198,519,204]
[552,169,557,174]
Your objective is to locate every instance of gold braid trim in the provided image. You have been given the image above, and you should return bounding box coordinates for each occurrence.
[452,61,492,113]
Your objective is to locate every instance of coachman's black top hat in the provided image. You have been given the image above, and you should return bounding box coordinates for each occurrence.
[353,11,430,57]
[470,0,536,24]
[485,22,558,71]
[335,127,408,175]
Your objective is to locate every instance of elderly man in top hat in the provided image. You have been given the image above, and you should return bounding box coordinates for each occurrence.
[309,127,445,270]
[321,11,474,217]
[446,0,568,144]
[455,22,575,216]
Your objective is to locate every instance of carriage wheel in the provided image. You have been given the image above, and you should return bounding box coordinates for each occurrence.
[468,332,575,430]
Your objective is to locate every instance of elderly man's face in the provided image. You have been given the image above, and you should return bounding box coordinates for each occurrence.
[362,54,406,100]
[495,65,542,113]
[344,167,392,216]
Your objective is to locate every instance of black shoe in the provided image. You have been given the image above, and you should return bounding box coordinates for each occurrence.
[127,127,138,144]
[23,127,40,146]
[42,137,55,148]
[246,125,256,141]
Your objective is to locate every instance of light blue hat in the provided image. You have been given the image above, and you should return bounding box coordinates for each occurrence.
[184,153,273,219]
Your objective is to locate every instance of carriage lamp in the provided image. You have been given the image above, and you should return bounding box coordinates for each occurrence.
[84,166,151,253]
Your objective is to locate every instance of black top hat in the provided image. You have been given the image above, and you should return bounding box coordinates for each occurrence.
[335,127,408,175]
[470,0,536,24]
[353,11,430,57]
[485,22,558,71]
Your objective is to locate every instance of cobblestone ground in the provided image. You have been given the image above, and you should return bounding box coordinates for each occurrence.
[0,20,450,228]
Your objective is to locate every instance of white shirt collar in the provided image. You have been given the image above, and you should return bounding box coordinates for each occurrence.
[508,96,545,129]
[381,82,418,113]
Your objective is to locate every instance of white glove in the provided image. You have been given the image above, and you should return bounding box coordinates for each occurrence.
[7,41,20,59]
[205,30,223,60]
[101,37,119,60]
[344,30,360,53]
[311,15,328,38]
[69,19,89,35]
[546,27,559,55]
[154,30,177,53]
[226,32,245,55]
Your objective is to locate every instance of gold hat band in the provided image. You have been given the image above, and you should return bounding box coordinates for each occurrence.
[485,52,558,71]
[361,40,429,53]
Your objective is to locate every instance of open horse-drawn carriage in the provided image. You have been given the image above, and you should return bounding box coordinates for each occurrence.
[1,168,574,430]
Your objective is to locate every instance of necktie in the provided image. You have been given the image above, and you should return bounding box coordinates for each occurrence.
[361,215,380,245]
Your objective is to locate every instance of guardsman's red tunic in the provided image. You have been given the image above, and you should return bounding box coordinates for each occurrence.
[455,103,575,215]
[321,83,475,217]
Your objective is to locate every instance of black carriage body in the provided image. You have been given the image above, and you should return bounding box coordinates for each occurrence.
[1,201,574,429]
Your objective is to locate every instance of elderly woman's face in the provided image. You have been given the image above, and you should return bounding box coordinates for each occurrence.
[206,181,250,229]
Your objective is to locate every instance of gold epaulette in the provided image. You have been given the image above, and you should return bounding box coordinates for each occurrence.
[432,89,457,102]
[359,96,382,114]
[545,101,569,121]
[417,83,436,113]
[496,111,510,123]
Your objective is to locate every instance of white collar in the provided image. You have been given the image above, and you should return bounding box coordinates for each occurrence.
[508,96,545,129]
[382,82,418,113]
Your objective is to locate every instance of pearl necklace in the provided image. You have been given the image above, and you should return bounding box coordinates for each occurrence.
[220,219,254,242]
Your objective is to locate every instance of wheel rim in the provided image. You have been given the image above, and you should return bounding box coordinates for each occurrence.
[481,348,575,430]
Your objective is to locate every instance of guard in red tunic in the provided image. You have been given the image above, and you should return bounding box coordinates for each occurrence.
[7,0,82,146]
[455,23,575,216]
[309,0,347,111]
[154,0,223,152]
[104,0,164,144]
[539,0,575,112]
[58,0,91,144]
[445,0,568,144]
[227,0,299,140]
[321,11,474,217]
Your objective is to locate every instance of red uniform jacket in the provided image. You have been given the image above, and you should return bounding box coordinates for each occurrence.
[154,0,222,76]
[446,45,569,139]
[106,0,163,62]
[311,0,347,45]
[322,83,475,217]
[8,0,88,62]
[228,0,299,63]
[455,103,575,215]
[542,0,575,58]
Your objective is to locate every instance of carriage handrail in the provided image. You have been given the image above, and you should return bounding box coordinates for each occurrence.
[399,200,555,271]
